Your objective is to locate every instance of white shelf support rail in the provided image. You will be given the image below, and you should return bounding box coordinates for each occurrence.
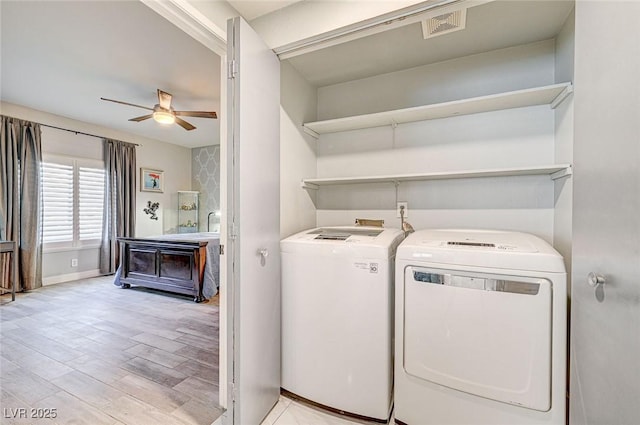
[550,84,574,109]
[301,181,320,190]
[302,126,320,139]
[550,165,573,180]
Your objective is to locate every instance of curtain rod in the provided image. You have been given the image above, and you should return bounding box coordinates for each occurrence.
[40,123,141,146]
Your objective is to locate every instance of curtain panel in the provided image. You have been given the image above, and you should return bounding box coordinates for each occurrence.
[0,116,42,291]
[100,138,136,274]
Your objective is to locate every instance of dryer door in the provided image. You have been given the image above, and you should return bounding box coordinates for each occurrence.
[403,267,552,411]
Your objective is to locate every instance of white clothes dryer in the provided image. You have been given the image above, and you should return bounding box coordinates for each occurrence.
[395,229,566,425]
[281,226,405,421]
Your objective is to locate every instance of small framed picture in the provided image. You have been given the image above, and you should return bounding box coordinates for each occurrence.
[140,168,164,193]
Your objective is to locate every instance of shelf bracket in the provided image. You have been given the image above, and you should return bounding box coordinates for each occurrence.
[301,180,320,190]
[550,165,572,180]
[550,84,573,109]
[302,125,320,139]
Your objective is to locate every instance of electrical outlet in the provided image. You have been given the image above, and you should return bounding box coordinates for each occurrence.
[71,258,78,267]
[396,202,408,218]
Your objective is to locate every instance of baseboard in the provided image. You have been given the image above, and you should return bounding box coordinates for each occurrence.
[43,269,102,286]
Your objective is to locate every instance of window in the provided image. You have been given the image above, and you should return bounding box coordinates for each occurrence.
[78,166,106,240]
[42,155,105,248]
[41,161,74,243]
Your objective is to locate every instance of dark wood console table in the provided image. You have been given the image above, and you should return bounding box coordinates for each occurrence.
[0,240,18,302]
[117,237,209,302]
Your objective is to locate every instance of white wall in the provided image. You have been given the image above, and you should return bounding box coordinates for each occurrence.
[137,141,192,237]
[313,41,561,243]
[317,40,555,120]
[2,101,192,283]
[553,9,575,285]
[280,61,318,238]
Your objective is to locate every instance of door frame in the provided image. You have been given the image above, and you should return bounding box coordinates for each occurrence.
[141,1,232,417]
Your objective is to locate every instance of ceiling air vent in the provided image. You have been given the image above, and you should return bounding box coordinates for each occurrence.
[422,9,467,39]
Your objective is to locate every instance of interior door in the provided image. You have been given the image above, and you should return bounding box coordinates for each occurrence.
[225,16,281,425]
[570,2,640,424]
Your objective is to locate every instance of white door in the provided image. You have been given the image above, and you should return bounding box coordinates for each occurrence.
[225,16,281,425]
[570,2,640,424]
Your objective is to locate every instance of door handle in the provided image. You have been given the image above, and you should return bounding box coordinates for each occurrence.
[588,272,606,287]
[258,248,269,266]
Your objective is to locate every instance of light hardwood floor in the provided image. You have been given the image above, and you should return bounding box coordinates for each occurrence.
[0,276,222,425]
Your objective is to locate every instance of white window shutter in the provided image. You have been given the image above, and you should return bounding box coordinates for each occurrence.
[79,166,105,241]
[42,157,106,248]
[42,162,74,243]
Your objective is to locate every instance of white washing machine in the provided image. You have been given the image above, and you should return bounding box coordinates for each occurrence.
[395,229,566,425]
[281,226,405,421]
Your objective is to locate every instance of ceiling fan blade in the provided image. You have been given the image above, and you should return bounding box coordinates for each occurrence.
[157,89,173,110]
[129,114,153,122]
[101,97,153,111]
[175,117,196,131]
[174,111,218,119]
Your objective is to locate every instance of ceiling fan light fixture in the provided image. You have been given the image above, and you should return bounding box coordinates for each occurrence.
[152,110,175,125]
[101,90,214,131]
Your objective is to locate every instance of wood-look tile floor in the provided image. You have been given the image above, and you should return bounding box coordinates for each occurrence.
[261,395,397,425]
[0,276,222,425]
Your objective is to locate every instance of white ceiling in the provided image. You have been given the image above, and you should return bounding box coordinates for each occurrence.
[228,0,305,21]
[1,1,221,148]
[1,0,574,150]
[286,0,574,87]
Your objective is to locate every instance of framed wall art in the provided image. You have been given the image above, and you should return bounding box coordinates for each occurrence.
[140,168,164,193]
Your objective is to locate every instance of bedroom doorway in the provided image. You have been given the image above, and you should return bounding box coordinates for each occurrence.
[0,1,226,424]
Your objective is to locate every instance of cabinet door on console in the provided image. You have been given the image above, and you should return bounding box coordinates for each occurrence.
[128,248,157,278]
[159,250,195,287]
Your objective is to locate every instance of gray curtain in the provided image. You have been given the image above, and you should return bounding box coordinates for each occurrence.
[0,116,42,291]
[100,138,136,274]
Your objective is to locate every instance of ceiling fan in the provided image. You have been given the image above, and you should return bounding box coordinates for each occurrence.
[100,89,217,131]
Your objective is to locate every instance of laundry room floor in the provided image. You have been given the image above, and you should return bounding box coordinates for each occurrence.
[261,395,397,425]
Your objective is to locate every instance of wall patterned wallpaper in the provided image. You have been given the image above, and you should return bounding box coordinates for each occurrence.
[192,145,221,232]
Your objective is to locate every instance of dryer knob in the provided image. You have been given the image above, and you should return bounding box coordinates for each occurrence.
[587,272,606,287]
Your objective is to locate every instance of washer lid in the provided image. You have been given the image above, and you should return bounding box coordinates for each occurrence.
[397,229,565,273]
[307,227,384,240]
[281,226,405,258]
